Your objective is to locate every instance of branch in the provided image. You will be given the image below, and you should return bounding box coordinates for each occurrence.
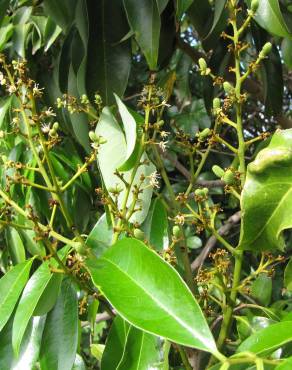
[191,211,241,271]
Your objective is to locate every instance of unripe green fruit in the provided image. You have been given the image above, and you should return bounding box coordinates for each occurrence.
[89,131,98,142]
[172,225,182,238]
[223,169,236,185]
[75,242,87,256]
[212,165,225,178]
[52,122,59,131]
[133,228,145,240]
[201,187,209,196]
[251,0,259,12]
[49,128,57,137]
[261,42,272,56]
[198,58,207,71]
[223,81,234,94]
[198,128,211,140]
[213,97,221,110]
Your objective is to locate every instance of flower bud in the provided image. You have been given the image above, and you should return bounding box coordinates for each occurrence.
[223,169,236,185]
[198,58,207,71]
[198,128,211,140]
[259,42,272,58]
[212,165,225,178]
[52,122,59,131]
[133,228,145,240]
[223,81,234,94]
[251,0,259,12]
[213,97,221,110]
[172,225,182,238]
[89,131,98,142]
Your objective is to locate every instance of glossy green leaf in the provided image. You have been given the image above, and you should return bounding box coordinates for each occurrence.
[39,279,78,370]
[86,238,217,354]
[123,0,161,70]
[0,259,33,333]
[43,0,77,31]
[86,213,113,257]
[19,229,46,257]
[101,316,130,370]
[91,344,105,361]
[117,325,160,370]
[250,273,272,306]
[176,0,194,19]
[86,0,131,104]
[275,357,292,370]
[43,17,62,52]
[72,354,86,370]
[0,24,13,52]
[114,93,137,172]
[6,227,26,264]
[144,198,169,251]
[12,248,68,355]
[204,0,227,41]
[95,107,155,224]
[157,0,169,13]
[238,321,292,356]
[0,315,46,370]
[245,0,291,38]
[284,258,292,291]
[239,129,292,251]
[282,38,292,69]
[0,96,12,129]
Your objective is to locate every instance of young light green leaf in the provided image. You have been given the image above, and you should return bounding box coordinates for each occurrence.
[123,0,161,70]
[6,227,26,264]
[0,259,33,333]
[114,93,137,172]
[12,248,68,355]
[86,238,218,354]
[95,107,155,224]
[237,321,292,355]
[39,279,78,370]
[245,0,291,38]
[284,258,292,291]
[239,129,292,251]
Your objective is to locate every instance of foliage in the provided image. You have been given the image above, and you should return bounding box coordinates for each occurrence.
[0,0,292,369]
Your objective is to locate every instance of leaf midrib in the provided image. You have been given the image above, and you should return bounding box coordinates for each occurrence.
[97,255,214,351]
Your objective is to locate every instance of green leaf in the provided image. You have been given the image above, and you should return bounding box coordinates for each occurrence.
[72,354,86,370]
[86,238,217,354]
[123,0,161,70]
[101,316,130,370]
[86,0,131,104]
[275,357,292,370]
[284,258,292,291]
[250,274,272,306]
[44,17,62,52]
[245,0,291,38]
[0,259,33,333]
[239,129,292,251]
[114,93,137,172]
[237,321,292,355]
[144,198,169,251]
[86,213,113,257]
[0,24,13,52]
[19,229,46,257]
[6,227,26,264]
[282,38,292,69]
[43,0,77,31]
[0,315,46,370]
[12,248,68,355]
[96,107,155,224]
[91,344,105,361]
[176,0,194,19]
[116,325,161,370]
[39,279,78,370]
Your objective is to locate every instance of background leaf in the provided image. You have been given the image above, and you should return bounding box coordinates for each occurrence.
[39,278,78,370]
